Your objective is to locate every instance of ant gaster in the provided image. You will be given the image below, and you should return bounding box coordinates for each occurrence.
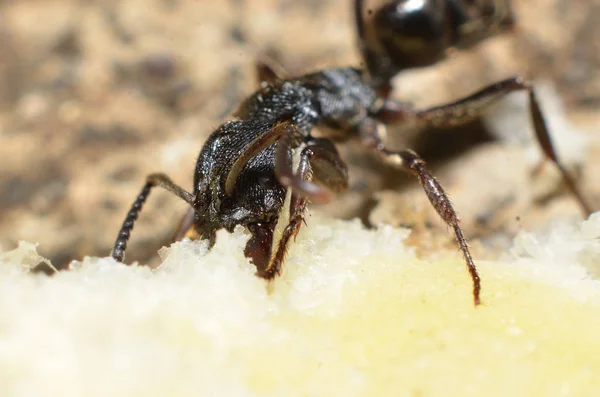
[111,0,593,306]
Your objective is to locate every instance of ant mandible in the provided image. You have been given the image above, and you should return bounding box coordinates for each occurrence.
[111,0,593,306]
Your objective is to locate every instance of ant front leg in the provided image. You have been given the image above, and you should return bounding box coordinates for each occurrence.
[359,118,481,306]
[376,77,594,216]
[112,173,195,262]
[275,134,348,204]
[256,189,308,280]
[258,137,349,279]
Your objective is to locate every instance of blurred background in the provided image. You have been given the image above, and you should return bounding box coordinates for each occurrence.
[0,0,599,270]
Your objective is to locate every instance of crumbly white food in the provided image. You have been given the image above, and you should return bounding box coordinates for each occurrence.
[1,213,600,396]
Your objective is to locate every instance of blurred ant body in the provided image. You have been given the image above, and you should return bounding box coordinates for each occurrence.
[111,0,592,305]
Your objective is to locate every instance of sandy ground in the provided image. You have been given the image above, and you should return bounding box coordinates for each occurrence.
[0,0,599,269]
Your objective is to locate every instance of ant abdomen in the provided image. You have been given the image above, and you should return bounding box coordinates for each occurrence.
[371,0,450,70]
[359,0,515,88]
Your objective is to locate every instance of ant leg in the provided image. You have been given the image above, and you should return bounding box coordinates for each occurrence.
[304,138,349,195]
[275,134,338,203]
[112,173,195,262]
[359,119,481,306]
[376,77,593,216]
[258,188,308,279]
[260,139,349,279]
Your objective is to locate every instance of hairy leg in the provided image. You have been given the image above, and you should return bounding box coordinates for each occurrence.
[376,77,593,216]
[112,173,194,263]
[275,134,348,203]
[359,119,481,305]
[260,138,350,279]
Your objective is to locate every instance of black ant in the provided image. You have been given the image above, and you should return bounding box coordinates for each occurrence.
[111,0,593,306]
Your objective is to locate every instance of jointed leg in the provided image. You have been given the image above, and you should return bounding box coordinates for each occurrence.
[275,135,348,203]
[259,138,350,279]
[259,147,314,279]
[376,77,593,216]
[359,120,481,305]
[257,189,308,280]
[275,133,328,202]
[301,138,349,195]
[112,173,195,262]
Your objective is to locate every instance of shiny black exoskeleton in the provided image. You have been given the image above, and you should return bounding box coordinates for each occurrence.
[111,0,592,306]
[359,0,515,89]
[192,69,376,240]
